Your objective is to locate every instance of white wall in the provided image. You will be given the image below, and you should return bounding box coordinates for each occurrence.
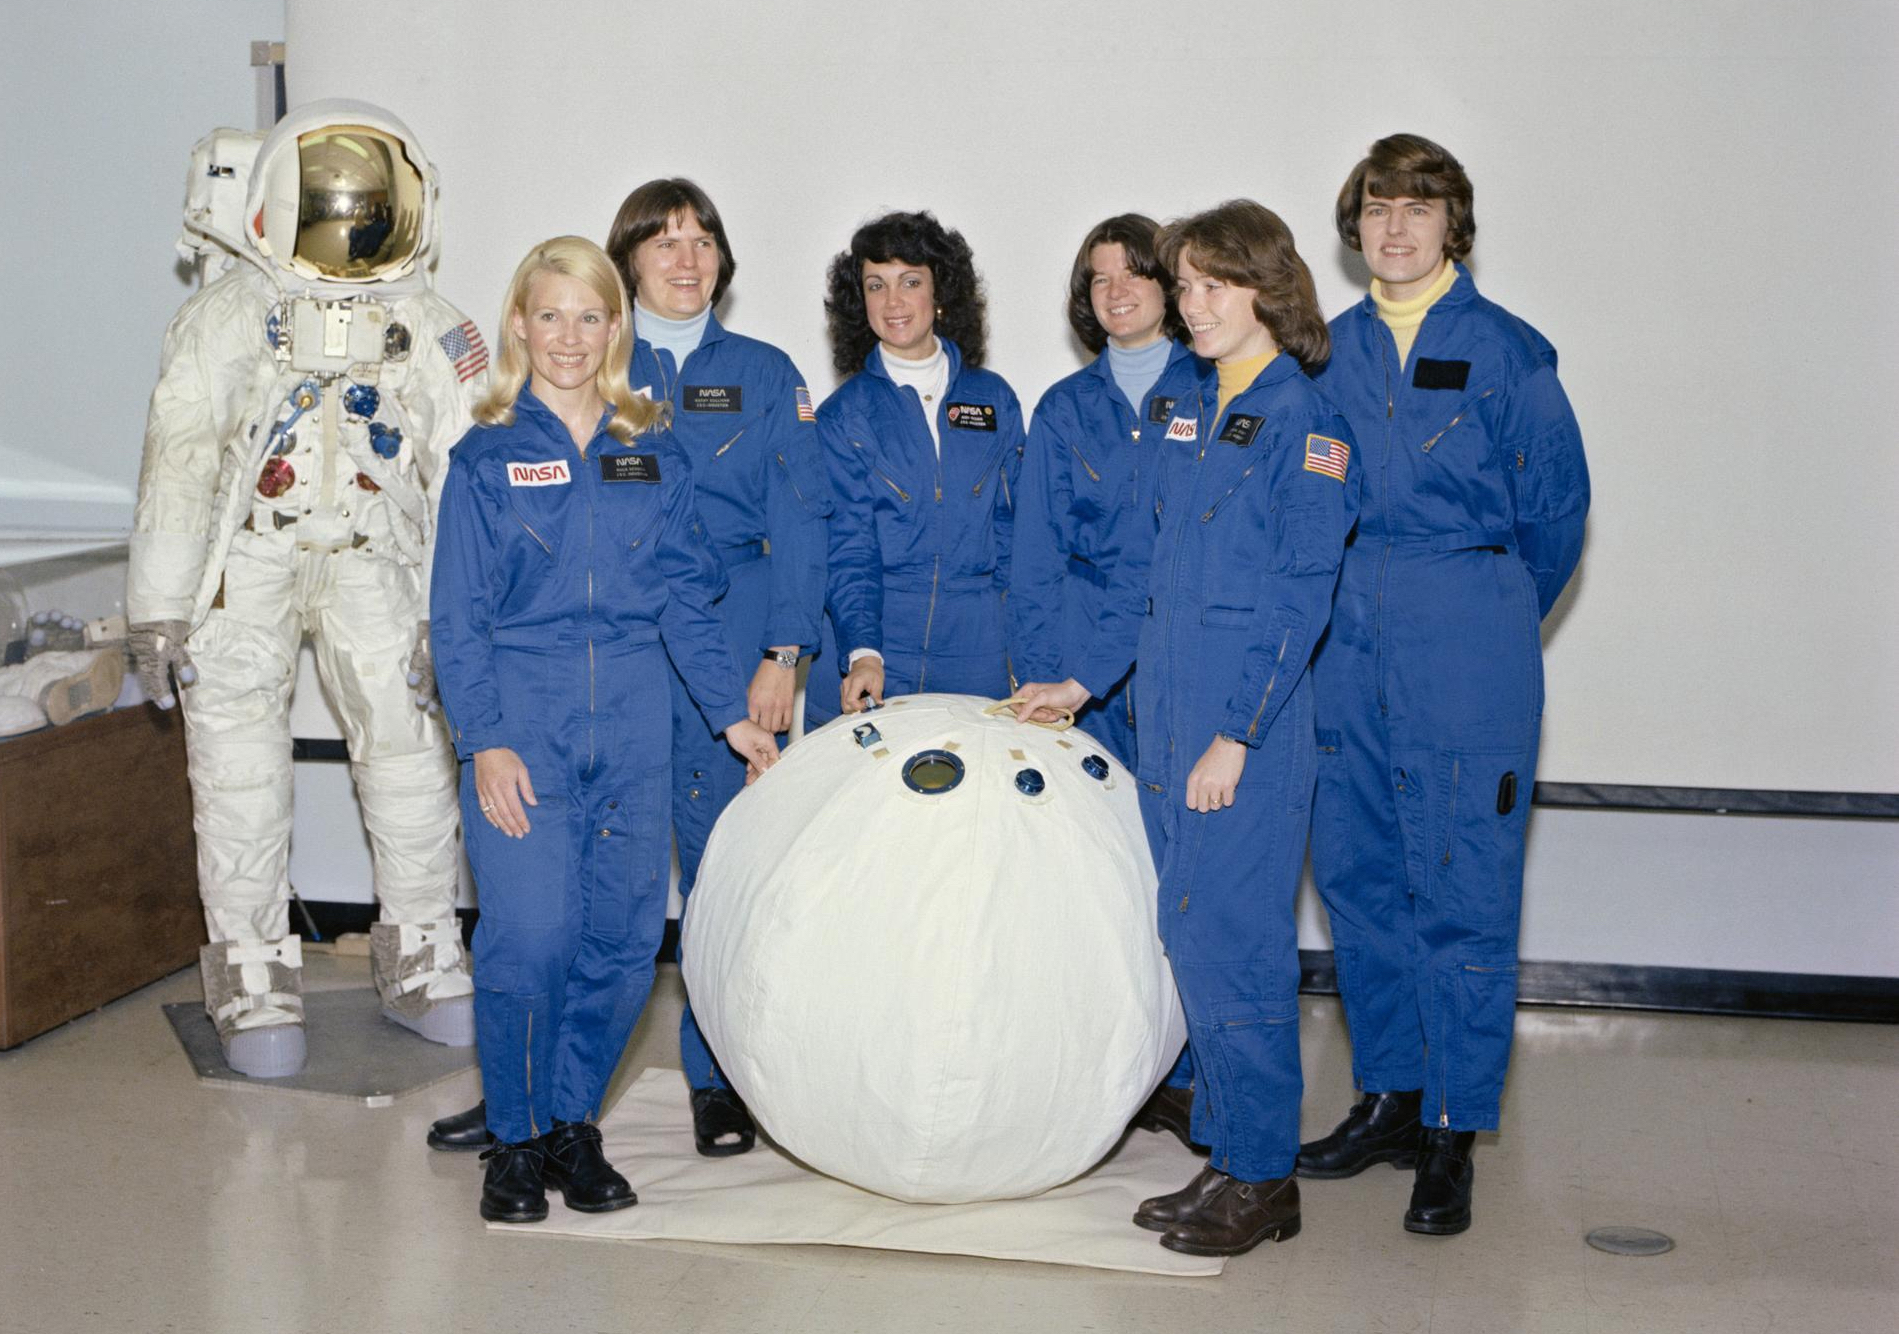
[7,2,1889,978]
[284,0,1899,797]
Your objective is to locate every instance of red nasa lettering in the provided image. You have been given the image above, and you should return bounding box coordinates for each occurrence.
[1165,416,1198,442]
[507,459,572,487]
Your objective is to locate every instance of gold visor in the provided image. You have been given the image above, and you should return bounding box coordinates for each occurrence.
[291,124,425,280]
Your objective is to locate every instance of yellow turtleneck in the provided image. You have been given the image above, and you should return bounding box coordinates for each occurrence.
[1216,350,1277,422]
[1371,261,1459,369]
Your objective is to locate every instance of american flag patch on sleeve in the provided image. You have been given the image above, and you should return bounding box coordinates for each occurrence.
[794,386,817,422]
[438,320,489,383]
[1304,433,1350,481]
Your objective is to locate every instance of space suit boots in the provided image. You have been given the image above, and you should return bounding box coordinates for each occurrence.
[0,648,127,737]
[369,919,475,1047]
[199,936,306,1078]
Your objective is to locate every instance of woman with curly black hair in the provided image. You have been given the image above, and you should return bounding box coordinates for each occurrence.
[807,210,1024,726]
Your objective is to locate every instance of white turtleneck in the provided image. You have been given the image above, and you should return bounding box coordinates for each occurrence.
[877,338,949,456]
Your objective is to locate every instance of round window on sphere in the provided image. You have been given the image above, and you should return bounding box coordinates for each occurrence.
[902,750,965,795]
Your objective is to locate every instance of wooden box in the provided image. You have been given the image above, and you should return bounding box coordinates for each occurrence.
[0,704,203,1048]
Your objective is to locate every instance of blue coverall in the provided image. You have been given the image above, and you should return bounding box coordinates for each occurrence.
[1011,340,1200,767]
[1310,264,1589,1132]
[431,387,748,1144]
[1074,355,1361,1181]
[629,313,831,1093]
[808,339,1023,728]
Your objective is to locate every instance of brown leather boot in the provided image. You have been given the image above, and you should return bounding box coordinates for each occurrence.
[1130,1085,1204,1152]
[1158,1170,1301,1256]
[1133,1164,1227,1232]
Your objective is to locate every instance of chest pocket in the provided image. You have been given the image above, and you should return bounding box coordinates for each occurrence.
[597,473,665,551]
[1416,387,1498,457]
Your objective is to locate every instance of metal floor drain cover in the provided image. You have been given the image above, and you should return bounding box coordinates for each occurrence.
[1586,1226,1675,1256]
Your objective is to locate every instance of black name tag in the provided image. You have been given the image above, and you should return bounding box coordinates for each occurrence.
[1218,413,1264,446]
[1147,395,1176,423]
[944,402,996,431]
[1412,358,1471,391]
[684,385,742,413]
[601,453,660,483]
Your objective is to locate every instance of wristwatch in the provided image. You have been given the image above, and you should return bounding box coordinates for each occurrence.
[762,648,799,670]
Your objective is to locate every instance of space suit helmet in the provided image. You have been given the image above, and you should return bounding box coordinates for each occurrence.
[247,100,438,286]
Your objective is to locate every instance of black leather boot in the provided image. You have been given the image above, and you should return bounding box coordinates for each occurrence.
[478,1140,548,1223]
[1133,1164,1228,1233]
[691,1086,757,1158]
[1130,1085,1204,1152]
[1158,1170,1301,1256]
[427,1100,493,1152]
[1404,1128,1476,1235]
[1296,1089,1423,1179]
[540,1120,637,1213]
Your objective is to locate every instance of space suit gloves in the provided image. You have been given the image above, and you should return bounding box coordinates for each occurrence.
[128,619,197,710]
[406,621,439,714]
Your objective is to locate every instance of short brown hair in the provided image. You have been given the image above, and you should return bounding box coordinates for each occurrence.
[1335,133,1475,263]
[1065,213,1185,354]
[1158,200,1329,373]
[605,177,737,306]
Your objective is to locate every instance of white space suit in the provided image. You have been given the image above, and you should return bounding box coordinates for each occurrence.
[127,101,481,1077]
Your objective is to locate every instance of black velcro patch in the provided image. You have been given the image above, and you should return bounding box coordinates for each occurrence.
[1412,358,1471,391]
[1147,395,1176,423]
[1218,414,1264,446]
[601,453,660,483]
[684,385,742,413]
[944,402,997,431]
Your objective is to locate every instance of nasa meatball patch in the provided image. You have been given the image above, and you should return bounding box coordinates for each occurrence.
[945,402,997,431]
[507,459,571,486]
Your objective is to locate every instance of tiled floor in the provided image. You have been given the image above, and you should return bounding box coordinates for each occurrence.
[2,954,1892,1333]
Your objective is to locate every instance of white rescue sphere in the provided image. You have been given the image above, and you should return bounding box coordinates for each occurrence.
[682,693,1184,1204]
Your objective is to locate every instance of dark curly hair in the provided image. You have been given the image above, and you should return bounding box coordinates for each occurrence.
[1158,200,1329,374]
[1335,133,1475,264]
[823,211,988,377]
[1066,213,1186,354]
[605,177,737,306]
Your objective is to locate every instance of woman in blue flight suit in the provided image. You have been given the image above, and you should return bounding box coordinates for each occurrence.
[808,211,1024,725]
[1009,213,1204,1148]
[1017,201,1359,1257]
[610,178,830,1157]
[426,182,830,1160]
[1298,135,1588,1238]
[431,236,778,1224]
[1011,213,1199,767]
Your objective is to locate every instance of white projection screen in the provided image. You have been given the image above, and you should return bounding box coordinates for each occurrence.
[288,0,1898,797]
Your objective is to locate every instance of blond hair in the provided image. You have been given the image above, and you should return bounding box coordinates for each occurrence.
[475,235,663,442]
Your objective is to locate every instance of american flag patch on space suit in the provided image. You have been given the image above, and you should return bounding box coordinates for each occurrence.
[1304,434,1350,481]
[439,321,489,383]
[795,387,816,422]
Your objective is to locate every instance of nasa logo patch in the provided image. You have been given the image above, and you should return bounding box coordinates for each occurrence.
[507,459,571,487]
[685,385,742,413]
[600,453,661,483]
[1218,414,1263,446]
[1165,416,1198,443]
[945,402,997,431]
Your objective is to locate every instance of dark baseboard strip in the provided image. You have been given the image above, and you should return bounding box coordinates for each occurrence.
[1532,782,1899,819]
[293,902,1892,1025]
[1299,950,1896,1023]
